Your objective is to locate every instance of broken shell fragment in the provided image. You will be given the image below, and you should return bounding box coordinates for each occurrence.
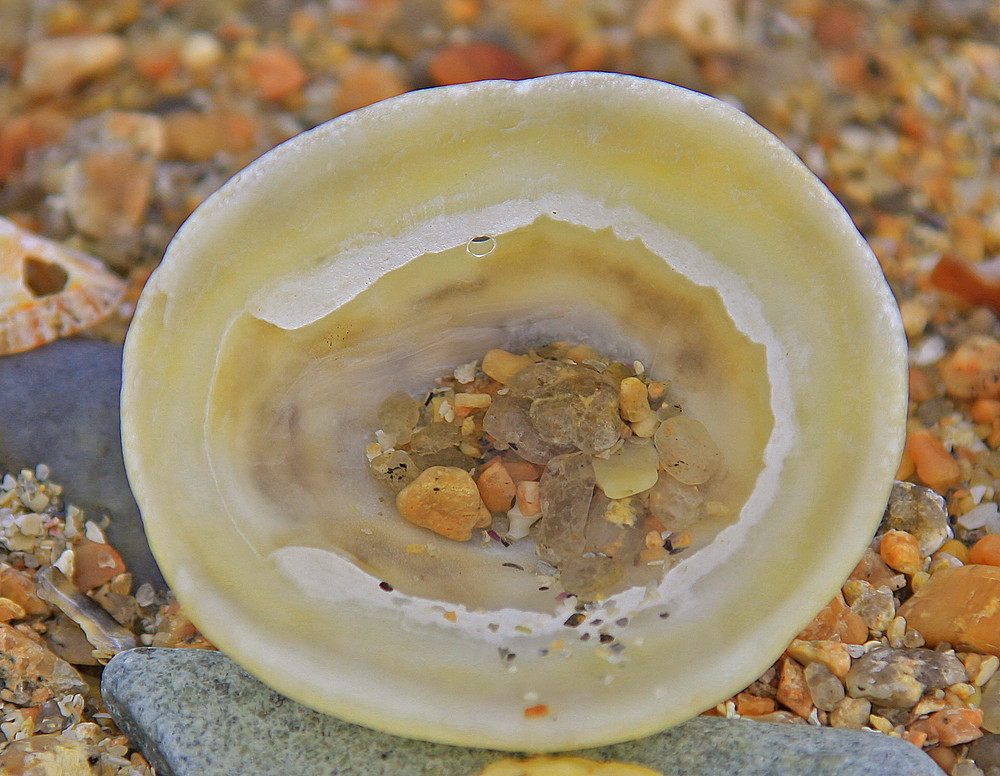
[0,216,125,355]
[121,74,906,751]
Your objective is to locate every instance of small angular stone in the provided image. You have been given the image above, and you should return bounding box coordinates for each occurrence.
[797,592,869,644]
[646,473,704,530]
[370,449,421,492]
[804,662,846,712]
[850,547,906,590]
[0,734,99,774]
[483,394,573,464]
[830,696,872,730]
[584,493,645,562]
[843,580,896,632]
[395,466,491,541]
[559,555,624,600]
[878,481,952,556]
[846,647,967,708]
[777,657,814,719]
[897,565,1000,656]
[653,415,721,485]
[536,452,596,565]
[409,422,462,455]
[102,648,945,776]
[519,364,621,453]
[377,391,420,446]
[0,620,88,704]
[592,439,660,499]
[786,639,852,681]
[20,34,125,97]
[909,708,984,747]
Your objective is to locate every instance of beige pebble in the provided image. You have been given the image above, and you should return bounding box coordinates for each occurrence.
[21,34,126,97]
[397,466,492,541]
[482,349,533,384]
[63,149,155,239]
[786,638,852,681]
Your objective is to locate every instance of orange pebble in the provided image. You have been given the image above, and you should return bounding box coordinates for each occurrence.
[940,538,971,564]
[970,534,1000,566]
[504,461,543,482]
[476,459,516,512]
[523,704,549,719]
[895,449,915,481]
[879,529,924,575]
[907,429,961,492]
[72,540,127,591]
[248,46,306,100]
[973,399,1000,424]
[516,480,540,516]
[735,691,776,717]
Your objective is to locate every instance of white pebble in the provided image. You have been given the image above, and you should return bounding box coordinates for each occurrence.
[958,502,999,530]
[909,335,947,366]
[84,520,107,543]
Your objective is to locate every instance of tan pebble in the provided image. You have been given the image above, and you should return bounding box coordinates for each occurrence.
[0,563,50,617]
[72,540,127,591]
[829,696,871,729]
[940,539,972,565]
[796,591,869,644]
[912,695,949,718]
[786,639,852,681]
[516,480,540,516]
[907,429,961,492]
[899,299,929,339]
[0,735,97,773]
[427,42,532,86]
[0,596,26,622]
[776,657,814,719]
[850,547,906,590]
[335,56,409,115]
[927,746,957,773]
[248,46,307,101]
[64,149,155,239]
[180,31,223,71]
[454,393,493,410]
[473,755,663,775]
[477,460,516,513]
[163,110,257,163]
[0,621,88,703]
[911,570,931,593]
[482,349,534,384]
[909,708,984,747]
[735,691,776,716]
[939,335,1000,400]
[397,466,492,541]
[21,34,126,97]
[618,378,651,422]
[897,564,1000,656]
[880,529,924,575]
[635,0,740,54]
[973,655,999,687]
[504,461,543,483]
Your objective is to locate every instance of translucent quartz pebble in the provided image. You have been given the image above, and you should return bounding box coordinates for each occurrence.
[653,415,722,485]
[369,449,421,492]
[376,391,420,446]
[409,421,462,455]
[982,671,1000,733]
[646,472,704,530]
[559,555,623,600]
[395,466,492,541]
[482,394,573,464]
[592,439,660,499]
[584,491,645,563]
[536,452,596,565]
[511,363,621,453]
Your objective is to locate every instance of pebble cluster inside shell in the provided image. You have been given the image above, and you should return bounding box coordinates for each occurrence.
[120,73,907,751]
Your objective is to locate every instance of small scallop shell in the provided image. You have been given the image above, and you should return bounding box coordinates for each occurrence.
[0,216,125,355]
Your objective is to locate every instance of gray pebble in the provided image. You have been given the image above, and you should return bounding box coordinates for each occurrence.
[804,662,845,712]
[102,647,944,776]
[0,339,165,589]
[878,481,951,556]
[969,734,1000,776]
[846,646,967,708]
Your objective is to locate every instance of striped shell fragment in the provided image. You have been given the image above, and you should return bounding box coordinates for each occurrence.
[0,216,125,355]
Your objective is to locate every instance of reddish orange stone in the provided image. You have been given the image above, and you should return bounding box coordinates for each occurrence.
[796,591,869,644]
[72,540,127,591]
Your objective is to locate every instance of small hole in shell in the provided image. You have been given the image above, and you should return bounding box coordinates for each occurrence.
[23,256,68,297]
[467,235,496,257]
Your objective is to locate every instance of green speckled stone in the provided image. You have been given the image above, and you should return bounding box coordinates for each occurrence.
[102,648,942,776]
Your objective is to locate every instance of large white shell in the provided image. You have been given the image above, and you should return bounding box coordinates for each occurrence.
[121,74,907,751]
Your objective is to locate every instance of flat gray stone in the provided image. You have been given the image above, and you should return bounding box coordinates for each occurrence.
[102,648,943,776]
[0,338,165,589]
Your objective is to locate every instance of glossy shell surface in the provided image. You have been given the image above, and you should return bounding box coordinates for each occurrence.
[121,74,907,751]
